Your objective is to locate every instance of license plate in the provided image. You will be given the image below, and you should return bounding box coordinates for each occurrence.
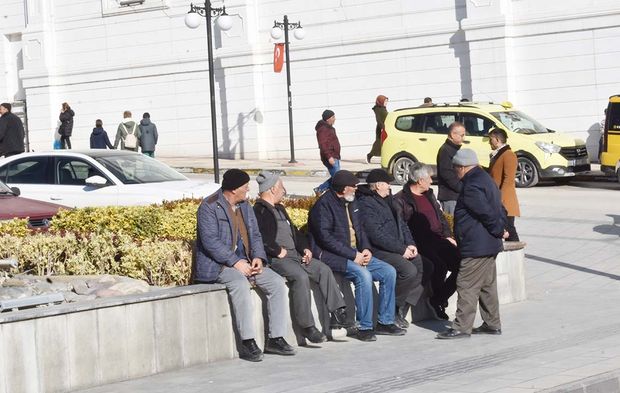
[567,158,588,166]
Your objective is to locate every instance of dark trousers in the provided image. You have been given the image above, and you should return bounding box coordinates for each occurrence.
[271,256,345,329]
[506,216,519,241]
[61,135,72,149]
[418,236,460,306]
[373,250,424,308]
[452,256,501,334]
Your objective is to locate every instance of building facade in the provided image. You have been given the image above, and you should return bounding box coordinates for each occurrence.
[1,0,619,160]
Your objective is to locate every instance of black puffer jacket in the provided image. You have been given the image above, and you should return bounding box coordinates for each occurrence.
[253,199,309,260]
[59,109,75,137]
[436,138,462,201]
[0,112,25,156]
[356,184,415,255]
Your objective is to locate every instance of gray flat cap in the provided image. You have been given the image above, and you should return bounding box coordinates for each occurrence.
[452,148,479,166]
[256,171,280,193]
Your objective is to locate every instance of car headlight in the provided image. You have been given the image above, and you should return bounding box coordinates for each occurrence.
[535,141,562,154]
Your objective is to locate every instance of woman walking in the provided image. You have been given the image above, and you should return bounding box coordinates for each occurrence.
[59,102,75,149]
[366,95,388,163]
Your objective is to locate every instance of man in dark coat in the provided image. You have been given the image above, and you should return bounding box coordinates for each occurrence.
[308,170,405,342]
[58,102,74,149]
[437,149,508,339]
[138,112,158,157]
[0,103,25,157]
[357,168,424,328]
[194,169,295,361]
[314,109,341,194]
[436,121,465,214]
[253,171,349,343]
[394,162,460,320]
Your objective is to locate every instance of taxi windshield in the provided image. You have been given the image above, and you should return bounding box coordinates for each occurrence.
[491,111,550,135]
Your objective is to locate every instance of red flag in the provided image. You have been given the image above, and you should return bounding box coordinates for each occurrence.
[274,43,284,73]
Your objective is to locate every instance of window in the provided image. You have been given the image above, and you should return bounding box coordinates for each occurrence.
[460,114,495,137]
[101,0,167,17]
[395,115,423,132]
[56,159,106,186]
[422,113,457,134]
[4,157,52,184]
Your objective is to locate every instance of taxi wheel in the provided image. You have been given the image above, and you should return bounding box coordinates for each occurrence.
[516,157,539,188]
[392,156,416,185]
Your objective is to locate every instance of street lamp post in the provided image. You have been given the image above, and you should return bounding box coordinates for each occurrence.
[271,16,305,164]
[185,2,233,183]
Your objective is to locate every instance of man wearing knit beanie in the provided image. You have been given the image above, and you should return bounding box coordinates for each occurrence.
[194,168,295,361]
[314,109,341,195]
[254,171,351,343]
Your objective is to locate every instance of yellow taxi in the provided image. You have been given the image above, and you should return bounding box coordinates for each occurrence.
[380,101,590,187]
[600,95,620,182]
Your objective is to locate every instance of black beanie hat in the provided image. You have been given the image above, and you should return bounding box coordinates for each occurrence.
[330,170,359,193]
[221,169,250,191]
[322,109,335,121]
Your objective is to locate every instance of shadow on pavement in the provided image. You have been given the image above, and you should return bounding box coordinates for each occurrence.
[526,253,620,280]
[412,319,452,333]
[593,214,620,237]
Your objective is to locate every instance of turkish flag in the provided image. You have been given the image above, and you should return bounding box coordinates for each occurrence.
[274,43,284,73]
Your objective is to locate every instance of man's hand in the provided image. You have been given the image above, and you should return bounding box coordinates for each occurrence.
[361,249,372,265]
[302,249,312,264]
[407,245,418,258]
[446,237,457,247]
[328,157,335,166]
[250,258,263,275]
[234,259,252,276]
[277,248,287,259]
[502,230,509,239]
[354,252,365,266]
[403,248,414,259]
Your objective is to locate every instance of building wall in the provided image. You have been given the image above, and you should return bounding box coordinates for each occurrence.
[1,0,619,160]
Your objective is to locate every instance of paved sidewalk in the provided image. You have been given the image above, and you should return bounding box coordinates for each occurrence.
[76,183,620,393]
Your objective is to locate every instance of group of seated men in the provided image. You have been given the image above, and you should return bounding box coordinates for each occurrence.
[194,148,507,362]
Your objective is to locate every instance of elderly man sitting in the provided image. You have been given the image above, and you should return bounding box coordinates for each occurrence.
[253,171,350,343]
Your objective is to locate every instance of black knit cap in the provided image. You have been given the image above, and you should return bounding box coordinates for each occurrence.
[221,169,250,191]
[322,109,335,121]
[330,170,359,193]
[366,168,394,184]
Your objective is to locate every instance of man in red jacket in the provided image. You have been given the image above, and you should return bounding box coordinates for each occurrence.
[314,110,341,195]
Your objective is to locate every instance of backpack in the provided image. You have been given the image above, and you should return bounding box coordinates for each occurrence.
[121,123,138,149]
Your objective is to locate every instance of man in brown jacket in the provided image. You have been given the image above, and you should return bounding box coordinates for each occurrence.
[314,110,341,195]
[488,128,520,241]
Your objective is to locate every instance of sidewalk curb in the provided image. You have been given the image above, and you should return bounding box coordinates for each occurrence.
[173,166,329,177]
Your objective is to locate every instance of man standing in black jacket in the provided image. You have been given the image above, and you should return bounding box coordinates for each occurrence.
[0,103,25,157]
[253,171,349,343]
[437,149,508,339]
[436,122,466,214]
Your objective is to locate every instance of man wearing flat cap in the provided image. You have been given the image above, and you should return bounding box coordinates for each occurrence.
[253,171,350,343]
[357,168,425,329]
[314,109,341,195]
[437,149,508,339]
[308,170,405,342]
[194,169,295,361]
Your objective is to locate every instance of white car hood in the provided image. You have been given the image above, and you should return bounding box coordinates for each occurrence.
[120,180,220,205]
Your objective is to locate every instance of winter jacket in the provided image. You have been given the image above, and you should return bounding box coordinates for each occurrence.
[488,145,520,217]
[253,199,309,260]
[138,118,158,152]
[356,184,414,255]
[394,185,452,243]
[194,190,267,283]
[307,189,371,273]
[372,105,388,138]
[315,120,341,167]
[0,112,25,156]
[90,127,114,149]
[454,166,506,258]
[58,109,75,137]
[436,138,462,201]
[114,119,141,151]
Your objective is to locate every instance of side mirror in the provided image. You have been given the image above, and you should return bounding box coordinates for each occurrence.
[85,175,108,187]
[10,187,20,196]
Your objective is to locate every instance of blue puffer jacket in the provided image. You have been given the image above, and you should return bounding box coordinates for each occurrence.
[356,185,415,255]
[307,190,371,273]
[454,166,506,258]
[194,190,267,283]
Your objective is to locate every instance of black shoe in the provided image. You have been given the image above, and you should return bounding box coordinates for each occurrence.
[330,307,353,329]
[345,326,359,337]
[427,298,449,321]
[356,329,377,342]
[395,306,410,329]
[239,339,263,362]
[436,328,470,339]
[472,323,502,335]
[264,337,296,356]
[376,323,407,336]
[303,326,327,343]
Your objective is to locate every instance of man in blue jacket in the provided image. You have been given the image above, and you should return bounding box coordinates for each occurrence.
[437,149,508,339]
[308,170,406,342]
[194,169,295,361]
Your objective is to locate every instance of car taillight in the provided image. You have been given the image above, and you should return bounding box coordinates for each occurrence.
[380,127,387,143]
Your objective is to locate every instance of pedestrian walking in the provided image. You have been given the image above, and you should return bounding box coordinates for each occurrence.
[314,109,341,195]
[0,102,25,157]
[420,97,433,107]
[138,112,158,157]
[114,110,141,151]
[58,102,75,149]
[366,95,388,164]
[90,119,114,149]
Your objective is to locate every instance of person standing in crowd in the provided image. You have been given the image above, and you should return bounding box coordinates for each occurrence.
[394,162,460,321]
[488,128,520,241]
[357,168,424,328]
[138,112,158,157]
[437,149,507,339]
[253,171,350,343]
[437,122,466,214]
[114,110,141,151]
[194,169,295,362]
[58,102,75,149]
[90,119,114,149]
[0,103,25,157]
[420,97,433,107]
[314,109,341,195]
[366,95,388,164]
[599,108,607,162]
[308,170,405,342]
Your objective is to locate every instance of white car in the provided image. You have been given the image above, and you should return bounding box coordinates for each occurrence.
[0,150,220,208]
